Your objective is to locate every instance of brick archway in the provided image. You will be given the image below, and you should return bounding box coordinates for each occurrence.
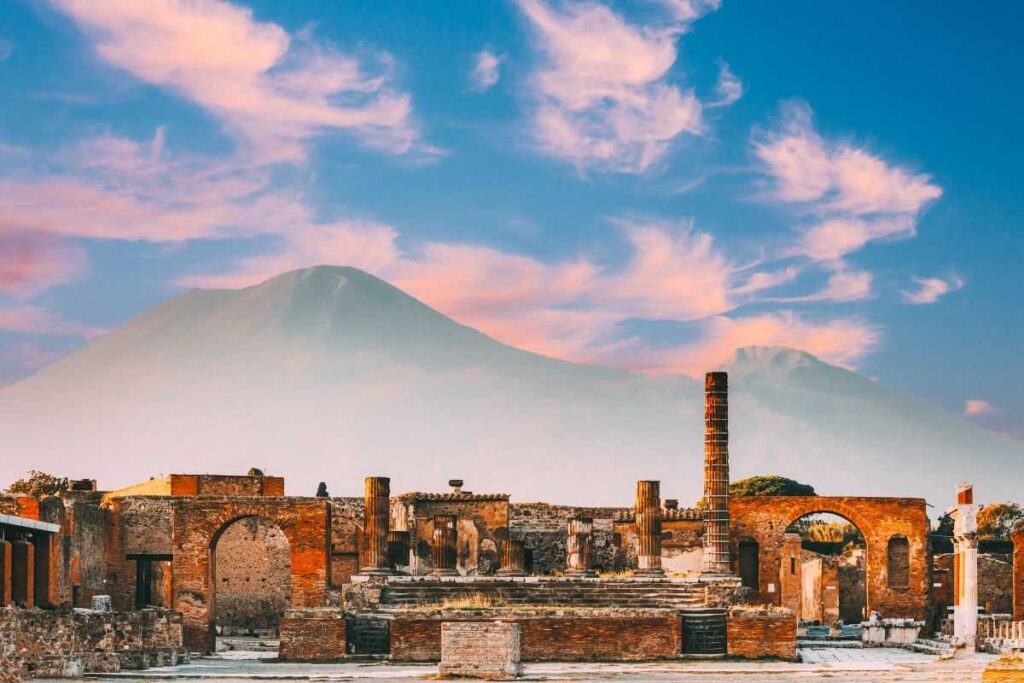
[730,497,929,620]
[171,498,331,651]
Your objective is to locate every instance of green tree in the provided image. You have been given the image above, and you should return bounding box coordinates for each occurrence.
[247,467,265,477]
[730,475,816,497]
[977,502,1024,540]
[4,470,70,497]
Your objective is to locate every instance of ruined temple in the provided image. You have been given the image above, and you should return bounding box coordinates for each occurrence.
[2,371,1021,675]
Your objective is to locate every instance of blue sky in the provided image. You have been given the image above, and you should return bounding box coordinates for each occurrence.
[0,0,1020,436]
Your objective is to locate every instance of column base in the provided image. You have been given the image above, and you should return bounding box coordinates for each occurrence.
[633,568,665,577]
[496,569,526,577]
[358,567,394,576]
[564,569,597,578]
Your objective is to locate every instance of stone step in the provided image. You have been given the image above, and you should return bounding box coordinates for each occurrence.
[905,639,954,657]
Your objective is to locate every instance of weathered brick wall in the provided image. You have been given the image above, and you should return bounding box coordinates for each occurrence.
[838,564,867,622]
[935,552,1013,616]
[171,497,331,651]
[66,500,108,608]
[405,496,509,575]
[1014,532,1024,620]
[726,609,797,660]
[613,514,705,575]
[0,606,186,678]
[391,613,682,662]
[214,517,291,631]
[729,497,930,620]
[512,504,627,575]
[278,609,346,661]
[440,621,521,679]
[329,498,362,584]
[169,475,285,497]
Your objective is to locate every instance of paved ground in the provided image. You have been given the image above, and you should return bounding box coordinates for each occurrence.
[37,648,1024,682]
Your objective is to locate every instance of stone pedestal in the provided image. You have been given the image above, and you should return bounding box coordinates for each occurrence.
[702,371,731,575]
[439,621,522,680]
[431,515,458,576]
[360,477,393,575]
[498,539,526,576]
[565,516,595,577]
[634,481,664,577]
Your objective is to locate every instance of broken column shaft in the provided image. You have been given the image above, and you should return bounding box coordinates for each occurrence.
[360,476,393,575]
[565,516,595,577]
[702,371,732,575]
[431,514,458,576]
[498,538,526,576]
[634,480,664,576]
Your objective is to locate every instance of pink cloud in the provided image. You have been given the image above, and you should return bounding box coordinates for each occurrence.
[963,399,994,417]
[51,0,425,163]
[0,305,104,338]
[517,0,707,173]
[901,275,964,305]
[0,231,86,297]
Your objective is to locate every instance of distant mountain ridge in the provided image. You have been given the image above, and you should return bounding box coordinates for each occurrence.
[1,265,1019,508]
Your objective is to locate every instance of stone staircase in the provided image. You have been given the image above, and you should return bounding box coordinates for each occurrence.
[905,637,954,658]
[377,579,708,611]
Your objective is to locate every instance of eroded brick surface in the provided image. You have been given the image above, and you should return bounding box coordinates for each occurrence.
[278,609,346,661]
[726,611,797,660]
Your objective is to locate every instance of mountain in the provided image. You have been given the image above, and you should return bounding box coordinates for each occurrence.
[1,266,1019,508]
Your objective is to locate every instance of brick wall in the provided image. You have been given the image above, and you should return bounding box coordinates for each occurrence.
[169,475,285,497]
[278,609,346,661]
[512,503,628,575]
[404,496,509,575]
[936,552,1013,616]
[729,496,930,620]
[727,610,797,660]
[1014,532,1024,620]
[440,621,521,679]
[214,517,291,631]
[329,498,362,585]
[0,606,186,678]
[391,613,683,662]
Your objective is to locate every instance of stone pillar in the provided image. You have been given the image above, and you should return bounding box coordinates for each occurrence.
[498,539,526,576]
[634,480,664,576]
[11,539,34,607]
[702,371,731,575]
[565,516,595,577]
[1013,530,1024,621]
[949,483,978,650]
[0,540,10,606]
[780,532,802,616]
[360,476,392,575]
[33,533,56,608]
[432,514,458,576]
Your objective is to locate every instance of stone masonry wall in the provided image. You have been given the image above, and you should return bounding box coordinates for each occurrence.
[726,610,797,660]
[511,504,628,575]
[278,609,346,661]
[935,552,1013,616]
[0,606,186,678]
[439,621,521,680]
[391,613,683,662]
[407,497,509,575]
[1014,532,1024,620]
[214,517,291,631]
[329,498,363,586]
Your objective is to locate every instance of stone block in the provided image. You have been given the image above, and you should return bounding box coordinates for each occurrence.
[439,621,521,680]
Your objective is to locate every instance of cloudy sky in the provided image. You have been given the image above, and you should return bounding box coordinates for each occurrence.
[0,0,1020,436]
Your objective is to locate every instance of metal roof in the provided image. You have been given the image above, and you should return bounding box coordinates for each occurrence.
[0,513,60,533]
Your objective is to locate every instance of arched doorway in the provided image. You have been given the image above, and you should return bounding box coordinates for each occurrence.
[211,517,291,652]
[784,512,867,625]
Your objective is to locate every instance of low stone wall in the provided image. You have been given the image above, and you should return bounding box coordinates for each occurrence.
[392,611,682,662]
[861,617,923,647]
[439,621,522,680]
[0,606,187,678]
[278,609,347,662]
[726,609,797,660]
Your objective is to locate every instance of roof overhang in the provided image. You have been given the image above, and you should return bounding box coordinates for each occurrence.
[0,513,60,534]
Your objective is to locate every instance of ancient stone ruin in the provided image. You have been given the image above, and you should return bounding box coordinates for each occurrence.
[2,371,1021,677]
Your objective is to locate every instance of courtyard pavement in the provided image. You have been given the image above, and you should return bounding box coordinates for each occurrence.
[37,648,1024,682]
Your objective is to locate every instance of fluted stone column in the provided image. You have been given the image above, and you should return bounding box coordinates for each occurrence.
[950,483,978,650]
[634,480,664,576]
[565,516,595,577]
[498,539,526,576]
[432,514,458,576]
[702,371,732,575]
[360,476,393,575]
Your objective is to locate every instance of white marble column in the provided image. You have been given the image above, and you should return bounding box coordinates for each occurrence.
[948,483,978,652]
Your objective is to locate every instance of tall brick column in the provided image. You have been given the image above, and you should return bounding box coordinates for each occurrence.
[702,371,731,575]
[565,516,595,577]
[780,532,802,615]
[11,539,34,607]
[32,533,56,608]
[431,514,458,576]
[1012,529,1024,621]
[634,480,664,576]
[498,539,526,576]
[0,540,10,606]
[360,476,393,575]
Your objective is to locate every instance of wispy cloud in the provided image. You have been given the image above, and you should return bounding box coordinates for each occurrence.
[0,305,103,337]
[709,60,743,108]
[901,274,964,305]
[469,49,502,92]
[0,231,87,298]
[516,0,713,173]
[50,0,428,163]
[964,399,994,417]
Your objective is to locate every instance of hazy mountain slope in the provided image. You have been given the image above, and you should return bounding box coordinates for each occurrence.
[1,266,1019,508]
